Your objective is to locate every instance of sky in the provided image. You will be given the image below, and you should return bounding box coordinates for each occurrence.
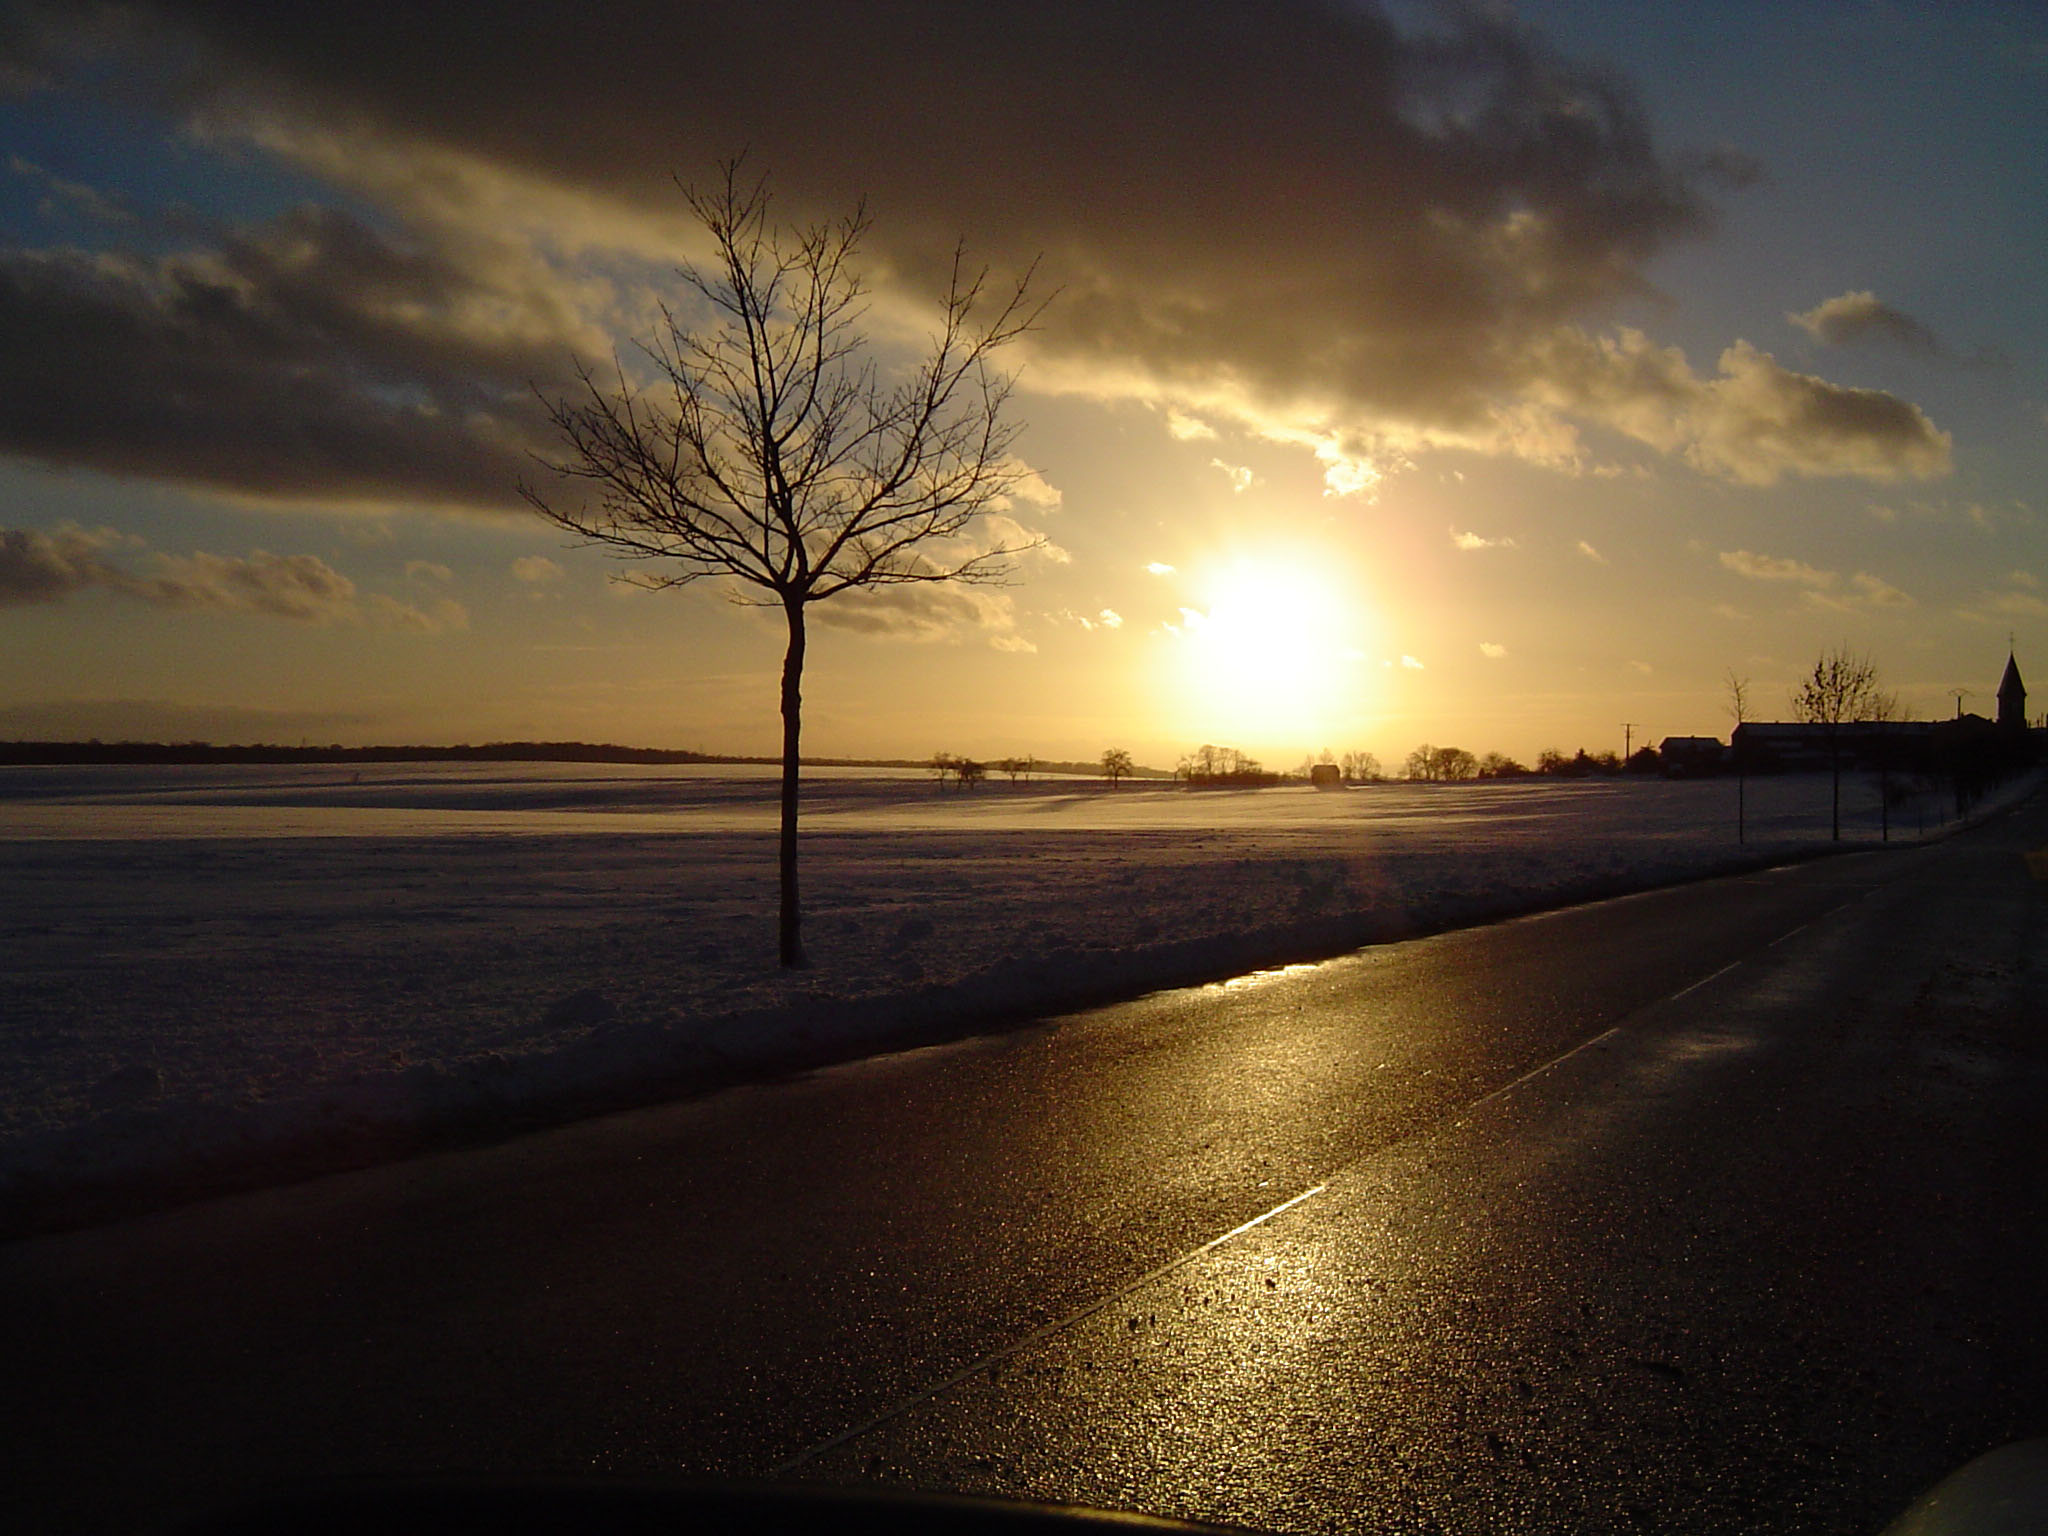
[0,0,2043,770]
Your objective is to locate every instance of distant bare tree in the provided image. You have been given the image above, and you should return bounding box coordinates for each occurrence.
[1100,747,1134,785]
[1791,646,1885,840]
[525,163,1041,967]
[1340,750,1381,783]
[1406,744,1478,782]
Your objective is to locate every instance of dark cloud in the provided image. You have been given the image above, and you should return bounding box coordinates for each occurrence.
[0,1,1950,494]
[1534,331,1952,484]
[128,547,359,620]
[0,203,579,509]
[807,580,1021,646]
[0,525,121,603]
[0,524,465,627]
[1789,291,1944,355]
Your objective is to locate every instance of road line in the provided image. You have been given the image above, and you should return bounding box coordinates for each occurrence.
[1450,1026,1622,1126]
[780,872,1896,1474]
[774,1182,1328,1474]
[1668,959,1742,1000]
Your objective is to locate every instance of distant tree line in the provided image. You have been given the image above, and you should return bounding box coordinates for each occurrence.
[925,749,1164,788]
[1391,744,1658,782]
[1175,744,1281,787]
[0,739,735,767]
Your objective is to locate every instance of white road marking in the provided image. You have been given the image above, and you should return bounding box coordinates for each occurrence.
[1668,959,1743,1000]
[775,1182,1329,1473]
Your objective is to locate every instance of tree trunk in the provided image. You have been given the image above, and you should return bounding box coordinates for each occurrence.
[778,597,807,969]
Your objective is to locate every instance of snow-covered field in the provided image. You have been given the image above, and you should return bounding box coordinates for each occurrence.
[0,760,2018,1231]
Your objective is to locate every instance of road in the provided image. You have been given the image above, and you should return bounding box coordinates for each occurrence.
[2,791,2045,1534]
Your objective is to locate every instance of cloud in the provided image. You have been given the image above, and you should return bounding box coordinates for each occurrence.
[1452,530,1515,552]
[0,203,587,510]
[405,559,455,583]
[0,0,1791,503]
[1479,641,1507,659]
[7,154,136,225]
[1209,459,1255,493]
[989,462,1064,517]
[366,593,470,632]
[1535,331,1951,485]
[511,555,565,584]
[1801,571,1915,613]
[807,581,1022,646]
[1053,607,1122,632]
[1984,591,2048,619]
[1958,580,2048,624]
[0,3,1958,507]
[1145,562,1176,576]
[972,511,1068,564]
[1718,549,1836,587]
[1400,654,1425,670]
[0,525,124,604]
[0,526,360,620]
[1575,540,1607,563]
[137,548,360,621]
[1848,571,1913,609]
[0,523,463,627]
[1789,291,1945,355]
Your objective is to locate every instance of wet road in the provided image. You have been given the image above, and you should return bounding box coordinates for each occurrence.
[3,793,2045,1533]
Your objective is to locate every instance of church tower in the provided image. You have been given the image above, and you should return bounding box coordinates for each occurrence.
[1997,650,2026,731]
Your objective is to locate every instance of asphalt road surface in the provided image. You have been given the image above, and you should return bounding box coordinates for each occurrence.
[3,791,2045,1534]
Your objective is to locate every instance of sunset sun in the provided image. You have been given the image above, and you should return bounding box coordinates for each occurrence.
[1170,554,1374,754]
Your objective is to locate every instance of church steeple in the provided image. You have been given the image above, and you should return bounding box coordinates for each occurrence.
[1997,650,2026,730]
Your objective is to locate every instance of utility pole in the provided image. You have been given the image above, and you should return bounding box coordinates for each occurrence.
[1622,722,1638,762]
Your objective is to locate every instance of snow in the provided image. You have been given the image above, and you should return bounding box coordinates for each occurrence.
[0,761,2028,1232]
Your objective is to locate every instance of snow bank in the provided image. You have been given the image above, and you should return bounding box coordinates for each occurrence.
[0,762,2030,1234]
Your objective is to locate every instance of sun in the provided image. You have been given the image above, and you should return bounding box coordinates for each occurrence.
[1167,552,1376,755]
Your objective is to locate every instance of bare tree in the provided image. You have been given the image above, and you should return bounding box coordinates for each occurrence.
[1726,669,1750,844]
[1100,747,1134,785]
[1790,646,1885,841]
[525,163,1040,967]
[1406,744,1477,782]
[1340,750,1381,783]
